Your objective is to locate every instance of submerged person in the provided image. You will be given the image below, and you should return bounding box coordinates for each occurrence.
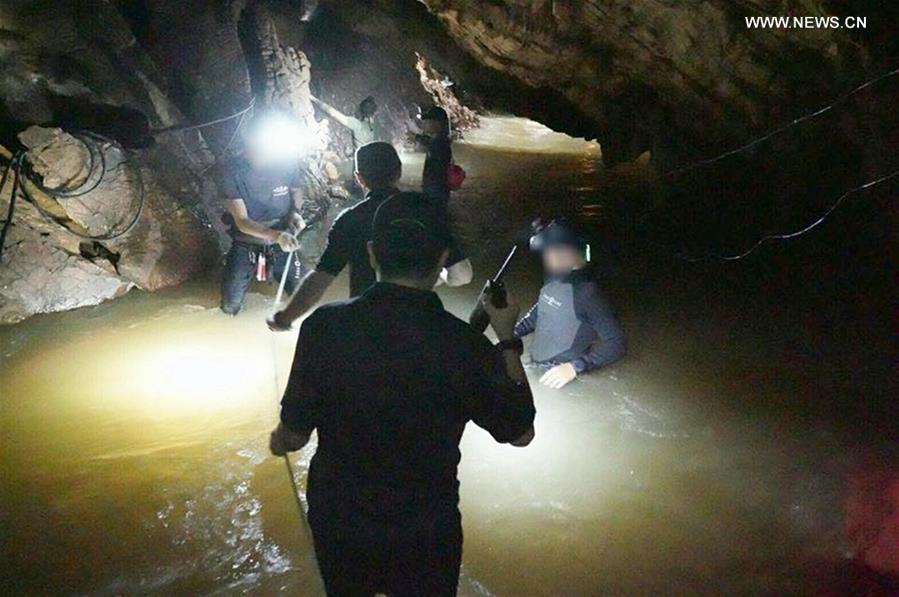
[268,142,472,331]
[311,95,388,151]
[413,106,453,203]
[270,192,535,596]
[219,120,305,315]
[514,218,626,389]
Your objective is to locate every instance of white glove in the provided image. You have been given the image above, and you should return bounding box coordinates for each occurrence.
[276,231,300,252]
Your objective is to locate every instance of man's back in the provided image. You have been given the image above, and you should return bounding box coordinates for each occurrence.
[282,283,534,521]
[316,188,395,296]
[274,191,534,596]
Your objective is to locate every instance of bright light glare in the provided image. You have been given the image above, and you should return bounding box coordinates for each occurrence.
[249,115,316,161]
[117,341,278,416]
[462,115,600,155]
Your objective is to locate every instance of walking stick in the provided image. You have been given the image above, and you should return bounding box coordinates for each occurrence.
[271,247,326,594]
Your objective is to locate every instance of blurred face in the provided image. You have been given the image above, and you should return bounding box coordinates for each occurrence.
[245,142,270,169]
[419,118,442,136]
[542,244,585,275]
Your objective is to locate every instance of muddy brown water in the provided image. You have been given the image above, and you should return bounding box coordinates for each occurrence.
[1,117,894,595]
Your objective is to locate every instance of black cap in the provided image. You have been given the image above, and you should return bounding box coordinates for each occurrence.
[372,192,452,278]
[529,217,588,252]
[372,192,452,248]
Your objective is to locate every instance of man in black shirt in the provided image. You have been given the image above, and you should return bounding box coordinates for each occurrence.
[415,106,453,202]
[268,142,471,331]
[219,123,305,315]
[270,192,535,596]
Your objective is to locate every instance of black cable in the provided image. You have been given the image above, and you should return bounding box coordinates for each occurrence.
[674,168,899,262]
[12,134,146,243]
[20,132,107,198]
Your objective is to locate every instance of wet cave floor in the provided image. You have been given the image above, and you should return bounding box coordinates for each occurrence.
[1,118,895,595]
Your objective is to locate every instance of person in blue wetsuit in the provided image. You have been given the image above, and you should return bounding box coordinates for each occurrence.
[514,218,626,389]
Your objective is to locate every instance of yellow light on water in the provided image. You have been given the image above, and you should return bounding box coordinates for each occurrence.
[134,345,268,404]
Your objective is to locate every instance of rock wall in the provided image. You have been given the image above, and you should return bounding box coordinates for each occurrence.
[0,128,216,323]
[0,0,223,323]
[419,0,895,164]
[0,0,344,323]
[2,0,895,321]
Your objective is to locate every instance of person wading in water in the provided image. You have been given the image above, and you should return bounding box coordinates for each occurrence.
[270,192,535,596]
[311,95,387,151]
[414,105,453,203]
[410,106,472,283]
[219,120,305,315]
[515,218,626,389]
[268,142,471,331]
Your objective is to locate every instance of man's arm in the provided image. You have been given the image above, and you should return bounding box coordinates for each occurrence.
[310,96,354,130]
[570,287,626,375]
[225,198,282,243]
[270,312,324,455]
[269,212,350,330]
[269,269,335,330]
[467,292,535,447]
[513,302,539,338]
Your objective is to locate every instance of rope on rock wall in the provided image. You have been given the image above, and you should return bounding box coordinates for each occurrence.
[643,65,899,262]
[663,65,899,178]
[150,98,256,135]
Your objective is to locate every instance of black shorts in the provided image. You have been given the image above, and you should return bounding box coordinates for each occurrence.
[309,509,462,597]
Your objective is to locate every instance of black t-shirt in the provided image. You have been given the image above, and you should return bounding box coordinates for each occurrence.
[421,136,452,201]
[317,188,466,296]
[280,282,535,521]
[317,187,397,296]
[220,159,302,234]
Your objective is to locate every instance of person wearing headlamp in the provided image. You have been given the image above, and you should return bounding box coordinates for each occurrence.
[515,218,626,389]
[219,118,306,315]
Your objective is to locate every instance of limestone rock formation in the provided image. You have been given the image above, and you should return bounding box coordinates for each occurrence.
[2,0,895,321]
[0,127,216,323]
[418,0,895,164]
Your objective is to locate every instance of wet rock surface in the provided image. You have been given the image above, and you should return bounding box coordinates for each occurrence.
[1,127,216,323]
[419,0,896,164]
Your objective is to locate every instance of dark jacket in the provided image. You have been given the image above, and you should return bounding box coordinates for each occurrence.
[316,187,398,296]
[219,158,301,243]
[418,134,452,202]
[280,283,535,523]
